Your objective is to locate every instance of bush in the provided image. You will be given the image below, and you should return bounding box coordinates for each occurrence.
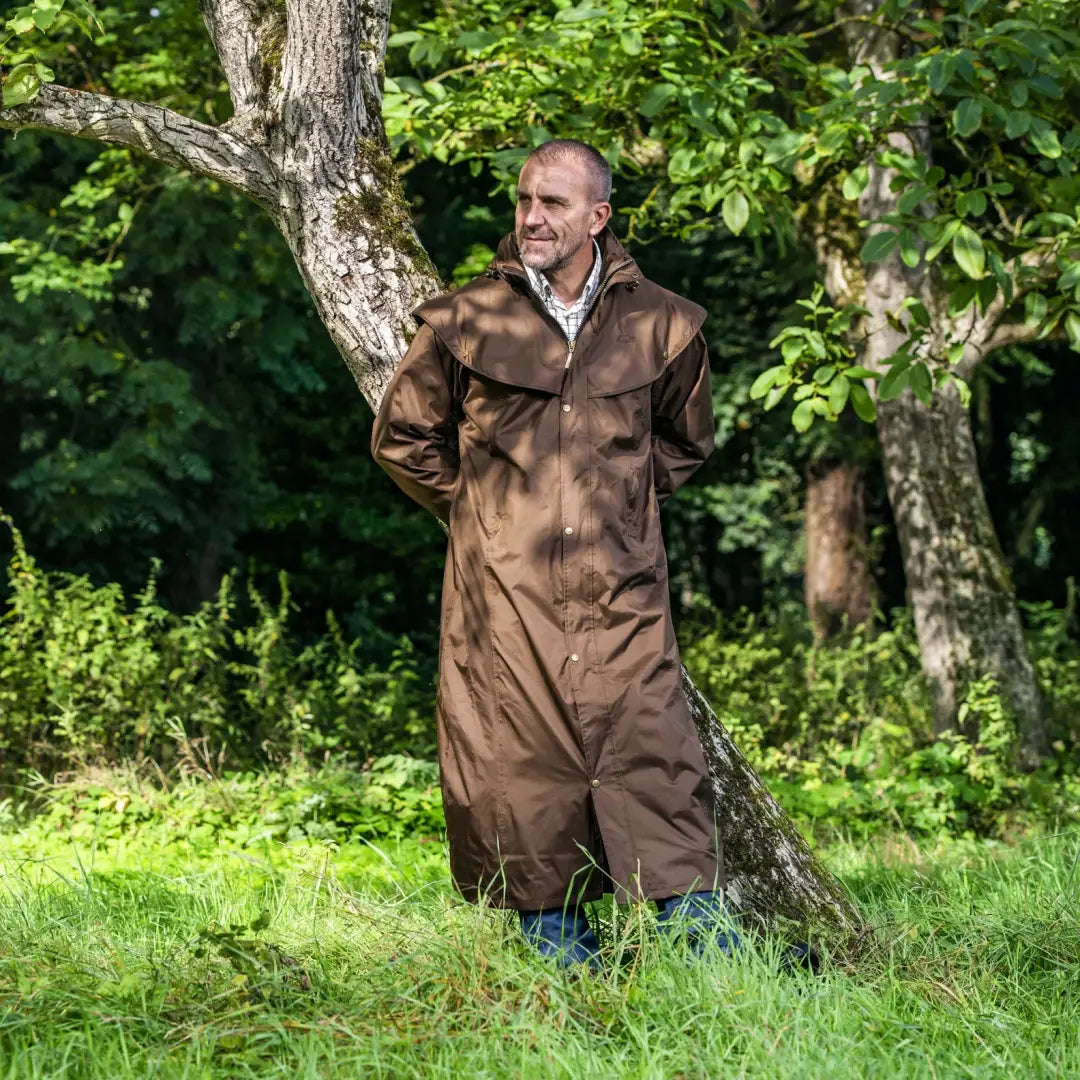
[0,517,436,773]
[680,604,1080,838]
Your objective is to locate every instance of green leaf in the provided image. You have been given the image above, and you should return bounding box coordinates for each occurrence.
[861,230,898,263]
[1005,111,1030,139]
[763,383,788,411]
[553,6,608,21]
[843,166,869,201]
[946,342,966,366]
[33,5,60,30]
[928,53,955,94]
[386,31,423,46]
[909,363,933,405]
[792,399,815,432]
[897,184,930,215]
[878,363,911,402]
[1066,312,1080,352]
[454,30,498,51]
[849,382,876,422]
[952,225,985,280]
[1059,262,1080,294]
[619,29,643,56]
[926,219,961,262]
[688,92,713,120]
[817,124,848,156]
[2,64,41,108]
[1028,117,1062,159]
[9,13,35,33]
[905,299,930,328]
[828,373,850,414]
[898,228,920,269]
[954,376,972,407]
[1023,291,1047,327]
[844,366,878,380]
[639,83,677,118]
[722,190,749,236]
[780,337,803,363]
[749,365,787,399]
[947,280,979,316]
[761,131,806,165]
[953,99,983,137]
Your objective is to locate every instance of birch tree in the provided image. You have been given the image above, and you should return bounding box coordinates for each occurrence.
[0,0,858,935]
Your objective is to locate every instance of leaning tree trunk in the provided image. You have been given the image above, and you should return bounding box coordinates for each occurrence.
[805,459,873,641]
[0,0,858,934]
[845,4,1048,769]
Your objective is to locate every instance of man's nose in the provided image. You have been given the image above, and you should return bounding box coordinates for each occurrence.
[524,202,547,229]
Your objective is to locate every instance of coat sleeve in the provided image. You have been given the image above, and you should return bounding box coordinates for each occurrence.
[650,330,715,508]
[370,323,462,525]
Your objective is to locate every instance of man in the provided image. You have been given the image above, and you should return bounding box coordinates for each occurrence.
[371,139,738,967]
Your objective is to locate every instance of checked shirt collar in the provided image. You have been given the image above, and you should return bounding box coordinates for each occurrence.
[523,238,603,344]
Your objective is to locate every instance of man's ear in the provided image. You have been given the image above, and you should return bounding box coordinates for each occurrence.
[589,202,612,237]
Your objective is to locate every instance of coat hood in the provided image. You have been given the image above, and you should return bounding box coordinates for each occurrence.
[412,227,707,396]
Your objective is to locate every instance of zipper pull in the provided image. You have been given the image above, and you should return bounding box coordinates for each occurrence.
[564,340,575,369]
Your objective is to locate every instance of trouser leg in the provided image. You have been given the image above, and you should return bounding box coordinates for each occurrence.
[655,889,741,957]
[519,905,601,968]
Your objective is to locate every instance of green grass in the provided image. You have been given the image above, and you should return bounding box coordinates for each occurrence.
[1,799,1078,1077]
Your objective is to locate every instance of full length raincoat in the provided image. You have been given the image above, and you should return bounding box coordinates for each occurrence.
[371,228,722,910]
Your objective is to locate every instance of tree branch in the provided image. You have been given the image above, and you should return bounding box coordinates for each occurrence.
[981,321,1045,354]
[0,83,278,209]
[963,245,1061,363]
[197,0,267,135]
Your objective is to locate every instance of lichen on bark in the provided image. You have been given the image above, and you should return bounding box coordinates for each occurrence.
[334,136,436,277]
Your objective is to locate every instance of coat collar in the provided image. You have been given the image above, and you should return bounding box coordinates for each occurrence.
[491,226,641,291]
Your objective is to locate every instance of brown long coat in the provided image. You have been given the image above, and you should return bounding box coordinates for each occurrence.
[371,229,722,910]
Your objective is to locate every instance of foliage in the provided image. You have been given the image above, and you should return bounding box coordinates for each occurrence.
[0,806,1077,1076]
[0,518,437,771]
[2,755,445,855]
[680,602,1080,837]
[385,0,1080,425]
[4,514,1078,842]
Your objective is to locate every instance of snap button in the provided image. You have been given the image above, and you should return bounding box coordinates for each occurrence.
[564,526,574,535]
[591,779,600,788]
[570,653,580,662]
[562,403,571,412]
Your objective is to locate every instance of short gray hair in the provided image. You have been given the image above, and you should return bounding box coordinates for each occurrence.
[525,139,612,203]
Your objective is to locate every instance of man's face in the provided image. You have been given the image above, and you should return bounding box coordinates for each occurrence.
[514,157,607,272]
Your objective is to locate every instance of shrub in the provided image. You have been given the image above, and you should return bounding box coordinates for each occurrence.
[0,517,435,773]
[680,605,1080,838]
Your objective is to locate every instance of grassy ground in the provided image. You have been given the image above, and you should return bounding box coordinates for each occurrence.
[1,798,1078,1078]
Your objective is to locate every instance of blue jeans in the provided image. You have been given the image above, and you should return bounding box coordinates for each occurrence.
[519,890,741,968]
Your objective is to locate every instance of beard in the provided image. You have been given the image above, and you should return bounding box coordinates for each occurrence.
[516,225,590,273]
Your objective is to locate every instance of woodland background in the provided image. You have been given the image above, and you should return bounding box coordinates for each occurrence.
[0,1,1079,1075]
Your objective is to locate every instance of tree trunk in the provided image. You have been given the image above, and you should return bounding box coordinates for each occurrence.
[0,0,859,935]
[847,3,1048,768]
[804,459,872,641]
[875,384,1044,760]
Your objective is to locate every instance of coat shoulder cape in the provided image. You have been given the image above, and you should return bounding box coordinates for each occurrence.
[411,263,707,397]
